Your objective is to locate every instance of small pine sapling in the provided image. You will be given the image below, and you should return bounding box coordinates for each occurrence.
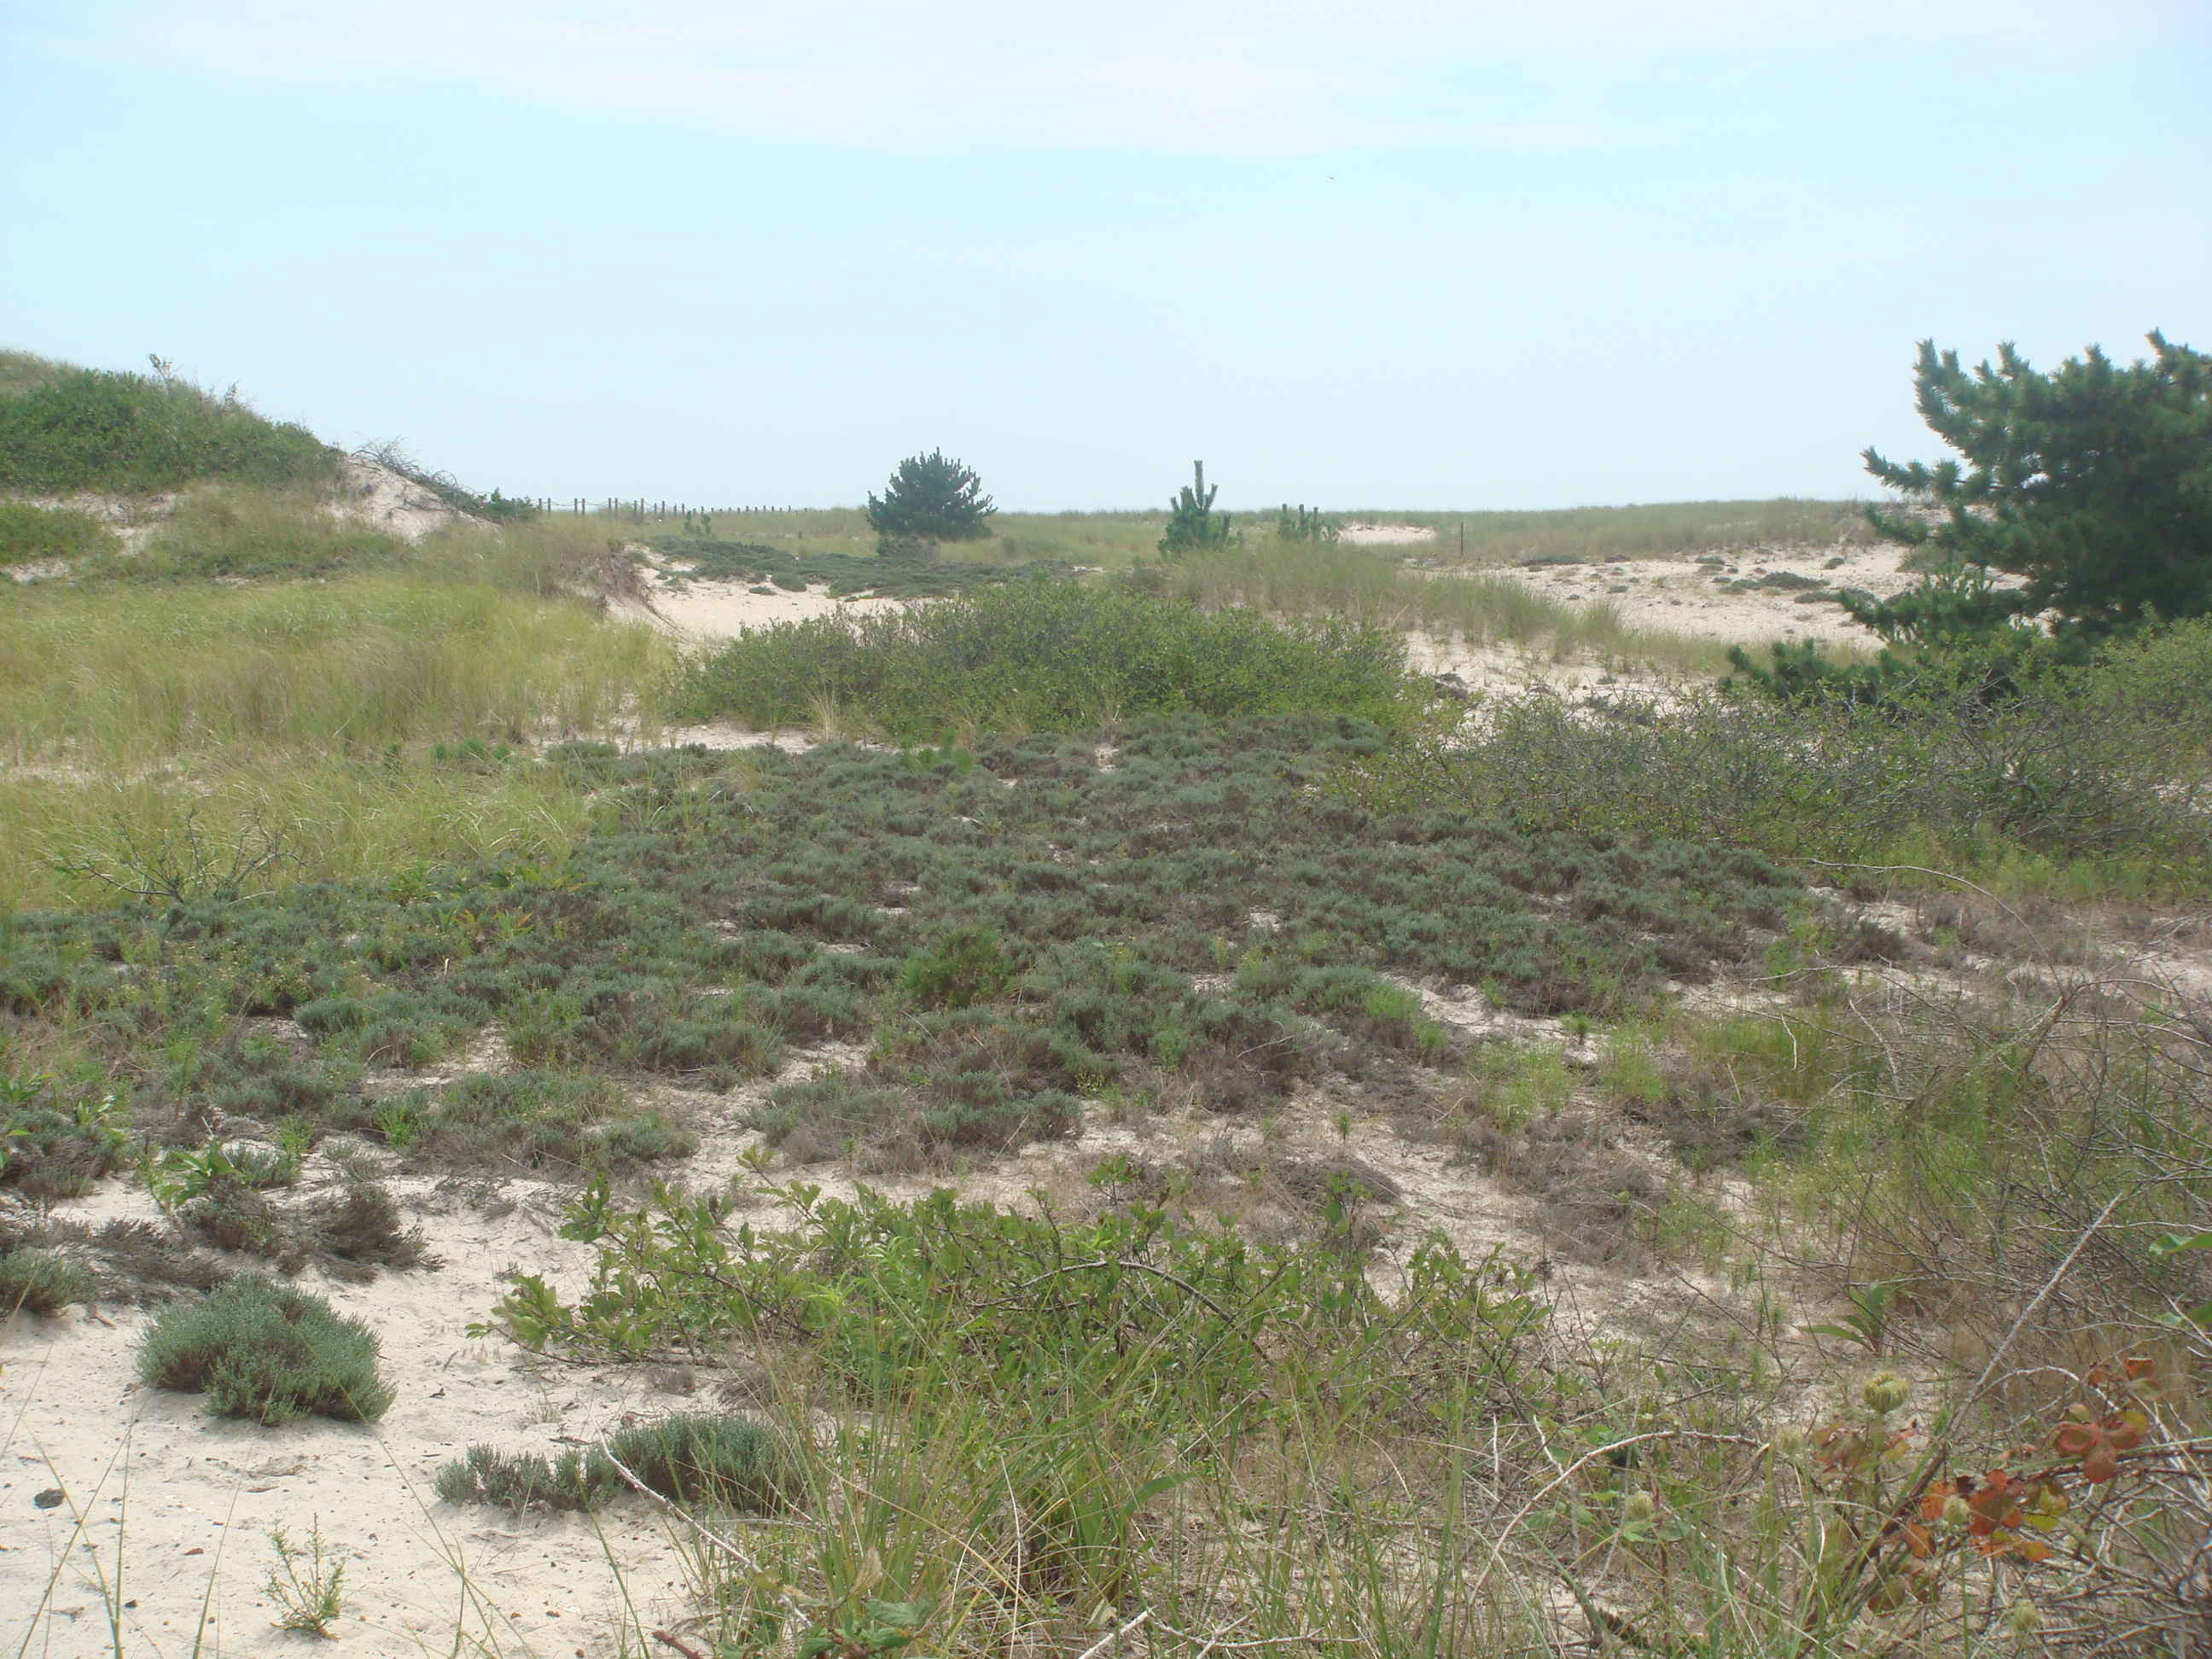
[1160,461,1233,556]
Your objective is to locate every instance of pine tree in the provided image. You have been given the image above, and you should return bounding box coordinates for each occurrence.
[1159,461,1233,556]
[1863,331,2212,637]
[865,450,996,545]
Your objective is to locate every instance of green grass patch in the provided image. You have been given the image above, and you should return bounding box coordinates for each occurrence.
[579,497,1871,573]
[0,573,673,910]
[114,483,411,580]
[1160,540,1725,670]
[0,573,667,765]
[0,502,116,567]
[1431,497,1874,564]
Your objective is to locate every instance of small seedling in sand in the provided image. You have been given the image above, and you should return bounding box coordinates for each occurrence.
[264,1517,344,1636]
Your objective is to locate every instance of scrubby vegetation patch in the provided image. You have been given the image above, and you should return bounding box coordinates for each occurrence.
[672,579,1420,739]
[2,718,1802,1176]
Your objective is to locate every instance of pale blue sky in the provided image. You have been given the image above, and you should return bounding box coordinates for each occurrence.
[3,2,2207,511]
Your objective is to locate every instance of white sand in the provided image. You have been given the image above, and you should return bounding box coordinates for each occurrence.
[1337,523,1438,546]
[1464,540,1969,649]
[624,561,911,644]
[336,460,468,544]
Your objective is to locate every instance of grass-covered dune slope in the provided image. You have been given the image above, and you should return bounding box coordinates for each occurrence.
[8,346,2212,1655]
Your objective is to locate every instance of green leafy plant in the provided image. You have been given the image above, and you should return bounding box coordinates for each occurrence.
[1803,1278,1903,1353]
[0,1080,131,1198]
[800,1598,928,1659]
[146,1138,298,1208]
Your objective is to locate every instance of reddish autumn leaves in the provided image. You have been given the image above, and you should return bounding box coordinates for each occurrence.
[1817,1355,2158,1577]
[2054,1405,2147,1484]
[1918,1471,2069,1562]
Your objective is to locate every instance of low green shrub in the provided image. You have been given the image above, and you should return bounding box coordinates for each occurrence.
[408,1072,699,1173]
[751,1075,914,1166]
[0,1213,226,1299]
[137,1275,394,1423]
[899,926,1010,1010]
[179,1176,294,1263]
[602,1413,796,1511]
[171,1171,428,1280]
[5,718,1807,1198]
[437,1414,794,1513]
[434,1444,622,1512]
[1341,652,2212,878]
[0,1249,101,1315]
[298,1181,432,1278]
